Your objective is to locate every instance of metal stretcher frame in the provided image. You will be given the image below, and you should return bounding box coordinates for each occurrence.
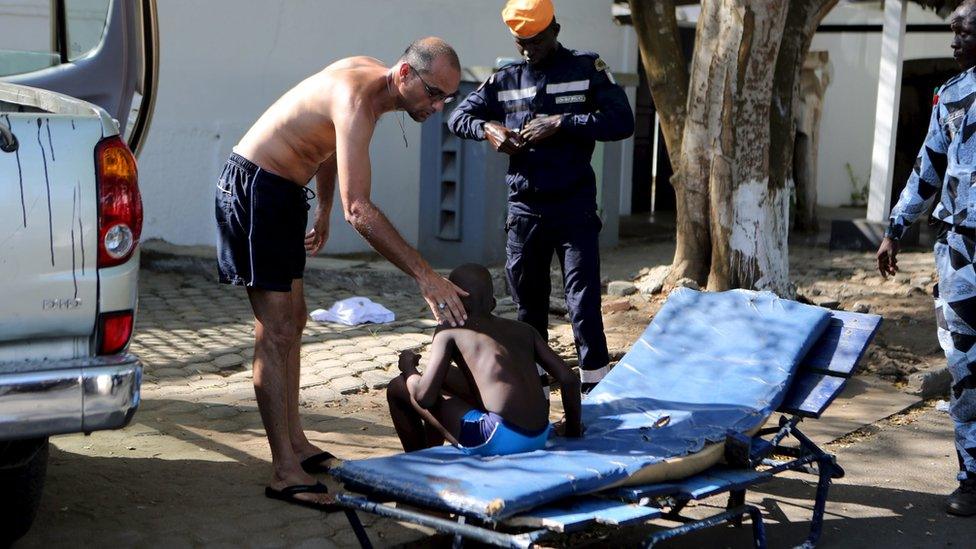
[330,309,881,549]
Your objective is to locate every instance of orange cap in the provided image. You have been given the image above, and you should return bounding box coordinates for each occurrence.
[502,0,555,39]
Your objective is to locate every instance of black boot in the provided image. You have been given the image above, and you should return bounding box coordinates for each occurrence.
[946,477,976,516]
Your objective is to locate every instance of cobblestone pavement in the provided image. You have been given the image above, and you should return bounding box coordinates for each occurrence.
[134,269,452,405]
[19,243,963,548]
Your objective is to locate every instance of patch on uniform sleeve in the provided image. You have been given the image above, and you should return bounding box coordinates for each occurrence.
[594,57,616,85]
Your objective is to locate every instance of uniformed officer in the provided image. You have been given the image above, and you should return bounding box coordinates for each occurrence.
[447,0,634,392]
[877,0,976,517]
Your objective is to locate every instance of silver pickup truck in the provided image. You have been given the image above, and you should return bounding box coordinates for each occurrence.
[0,0,157,542]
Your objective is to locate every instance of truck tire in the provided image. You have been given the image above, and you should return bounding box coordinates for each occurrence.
[0,438,49,546]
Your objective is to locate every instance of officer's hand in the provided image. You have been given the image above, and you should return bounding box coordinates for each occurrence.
[521,115,563,144]
[484,122,525,155]
[877,237,900,279]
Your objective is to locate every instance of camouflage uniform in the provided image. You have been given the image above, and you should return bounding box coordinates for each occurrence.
[889,68,976,481]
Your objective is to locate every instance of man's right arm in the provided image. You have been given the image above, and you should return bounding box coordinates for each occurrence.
[447,77,496,140]
[886,91,949,240]
[878,88,948,277]
[447,76,524,154]
[532,329,581,437]
[334,102,468,326]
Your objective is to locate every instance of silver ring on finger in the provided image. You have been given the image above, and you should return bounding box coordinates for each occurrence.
[438,302,447,310]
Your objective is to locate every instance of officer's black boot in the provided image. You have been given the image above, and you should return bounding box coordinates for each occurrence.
[946,477,976,516]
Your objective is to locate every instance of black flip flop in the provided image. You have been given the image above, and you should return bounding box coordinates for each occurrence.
[264,481,340,512]
[300,451,339,474]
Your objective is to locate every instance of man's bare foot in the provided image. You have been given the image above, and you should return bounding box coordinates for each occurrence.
[269,468,337,507]
[293,442,341,474]
[293,441,326,462]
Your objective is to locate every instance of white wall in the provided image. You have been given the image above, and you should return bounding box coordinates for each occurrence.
[139,0,633,253]
[812,2,952,207]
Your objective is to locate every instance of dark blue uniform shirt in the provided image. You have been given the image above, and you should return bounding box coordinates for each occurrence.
[448,46,635,217]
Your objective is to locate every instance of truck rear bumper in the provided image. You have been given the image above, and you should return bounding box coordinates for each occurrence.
[0,354,141,441]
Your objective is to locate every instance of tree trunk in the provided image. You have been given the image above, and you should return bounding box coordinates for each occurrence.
[627,0,688,155]
[627,0,706,284]
[793,51,832,232]
[706,1,789,293]
[629,0,839,294]
[665,0,728,286]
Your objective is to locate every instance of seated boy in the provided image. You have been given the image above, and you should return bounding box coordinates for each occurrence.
[386,264,582,456]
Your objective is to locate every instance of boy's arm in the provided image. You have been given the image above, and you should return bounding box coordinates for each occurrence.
[401,332,455,409]
[532,330,582,437]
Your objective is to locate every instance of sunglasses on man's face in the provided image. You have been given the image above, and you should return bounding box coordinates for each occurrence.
[410,65,457,104]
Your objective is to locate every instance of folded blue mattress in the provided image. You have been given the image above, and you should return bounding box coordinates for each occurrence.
[332,289,832,520]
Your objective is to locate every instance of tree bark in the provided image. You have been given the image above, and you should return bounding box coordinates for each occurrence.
[628,0,706,285]
[628,0,841,294]
[772,1,837,236]
[627,0,688,156]
[709,1,789,293]
[667,0,737,286]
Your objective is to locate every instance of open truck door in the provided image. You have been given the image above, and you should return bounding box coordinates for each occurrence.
[0,0,158,156]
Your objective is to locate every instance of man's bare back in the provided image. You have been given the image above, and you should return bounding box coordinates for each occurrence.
[235,57,386,185]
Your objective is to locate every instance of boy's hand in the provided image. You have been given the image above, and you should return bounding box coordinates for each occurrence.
[398,350,421,375]
[553,416,584,438]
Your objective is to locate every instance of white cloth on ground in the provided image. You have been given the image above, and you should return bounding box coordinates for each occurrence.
[310,297,395,326]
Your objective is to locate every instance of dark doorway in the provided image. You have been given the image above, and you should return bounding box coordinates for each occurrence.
[629,27,695,217]
[630,63,675,215]
[891,58,958,209]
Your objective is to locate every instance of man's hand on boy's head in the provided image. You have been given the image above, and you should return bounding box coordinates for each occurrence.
[398,350,421,375]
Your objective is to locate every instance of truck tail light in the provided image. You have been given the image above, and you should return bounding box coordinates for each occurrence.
[96,136,142,267]
[97,310,134,355]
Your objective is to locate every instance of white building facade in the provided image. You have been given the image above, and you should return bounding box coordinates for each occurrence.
[137,0,637,254]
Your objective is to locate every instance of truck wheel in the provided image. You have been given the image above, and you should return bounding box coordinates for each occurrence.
[0,438,49,545]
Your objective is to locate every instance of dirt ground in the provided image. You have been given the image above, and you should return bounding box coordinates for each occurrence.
[17,239,957,548]
[583,240,943,385]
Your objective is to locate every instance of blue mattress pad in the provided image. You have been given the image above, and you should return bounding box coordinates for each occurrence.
[332,289,832,520]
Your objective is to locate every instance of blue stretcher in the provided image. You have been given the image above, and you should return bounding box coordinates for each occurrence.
[328,289,882,548]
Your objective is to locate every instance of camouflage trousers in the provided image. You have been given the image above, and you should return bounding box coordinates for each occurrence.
[934,230,976,480]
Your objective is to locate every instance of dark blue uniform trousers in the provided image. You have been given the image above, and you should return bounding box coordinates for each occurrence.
[505,212,610,385]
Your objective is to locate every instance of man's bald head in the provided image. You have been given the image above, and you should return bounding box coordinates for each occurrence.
[952,1,976,70]
[399,37,460,75]
[448,264,495,315]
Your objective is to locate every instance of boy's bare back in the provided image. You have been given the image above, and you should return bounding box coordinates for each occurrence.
[440,317,549,432]
[399,264,582,440]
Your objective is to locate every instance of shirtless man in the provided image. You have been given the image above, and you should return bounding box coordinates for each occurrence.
[214,38,467,509]
[387,264,582,456]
